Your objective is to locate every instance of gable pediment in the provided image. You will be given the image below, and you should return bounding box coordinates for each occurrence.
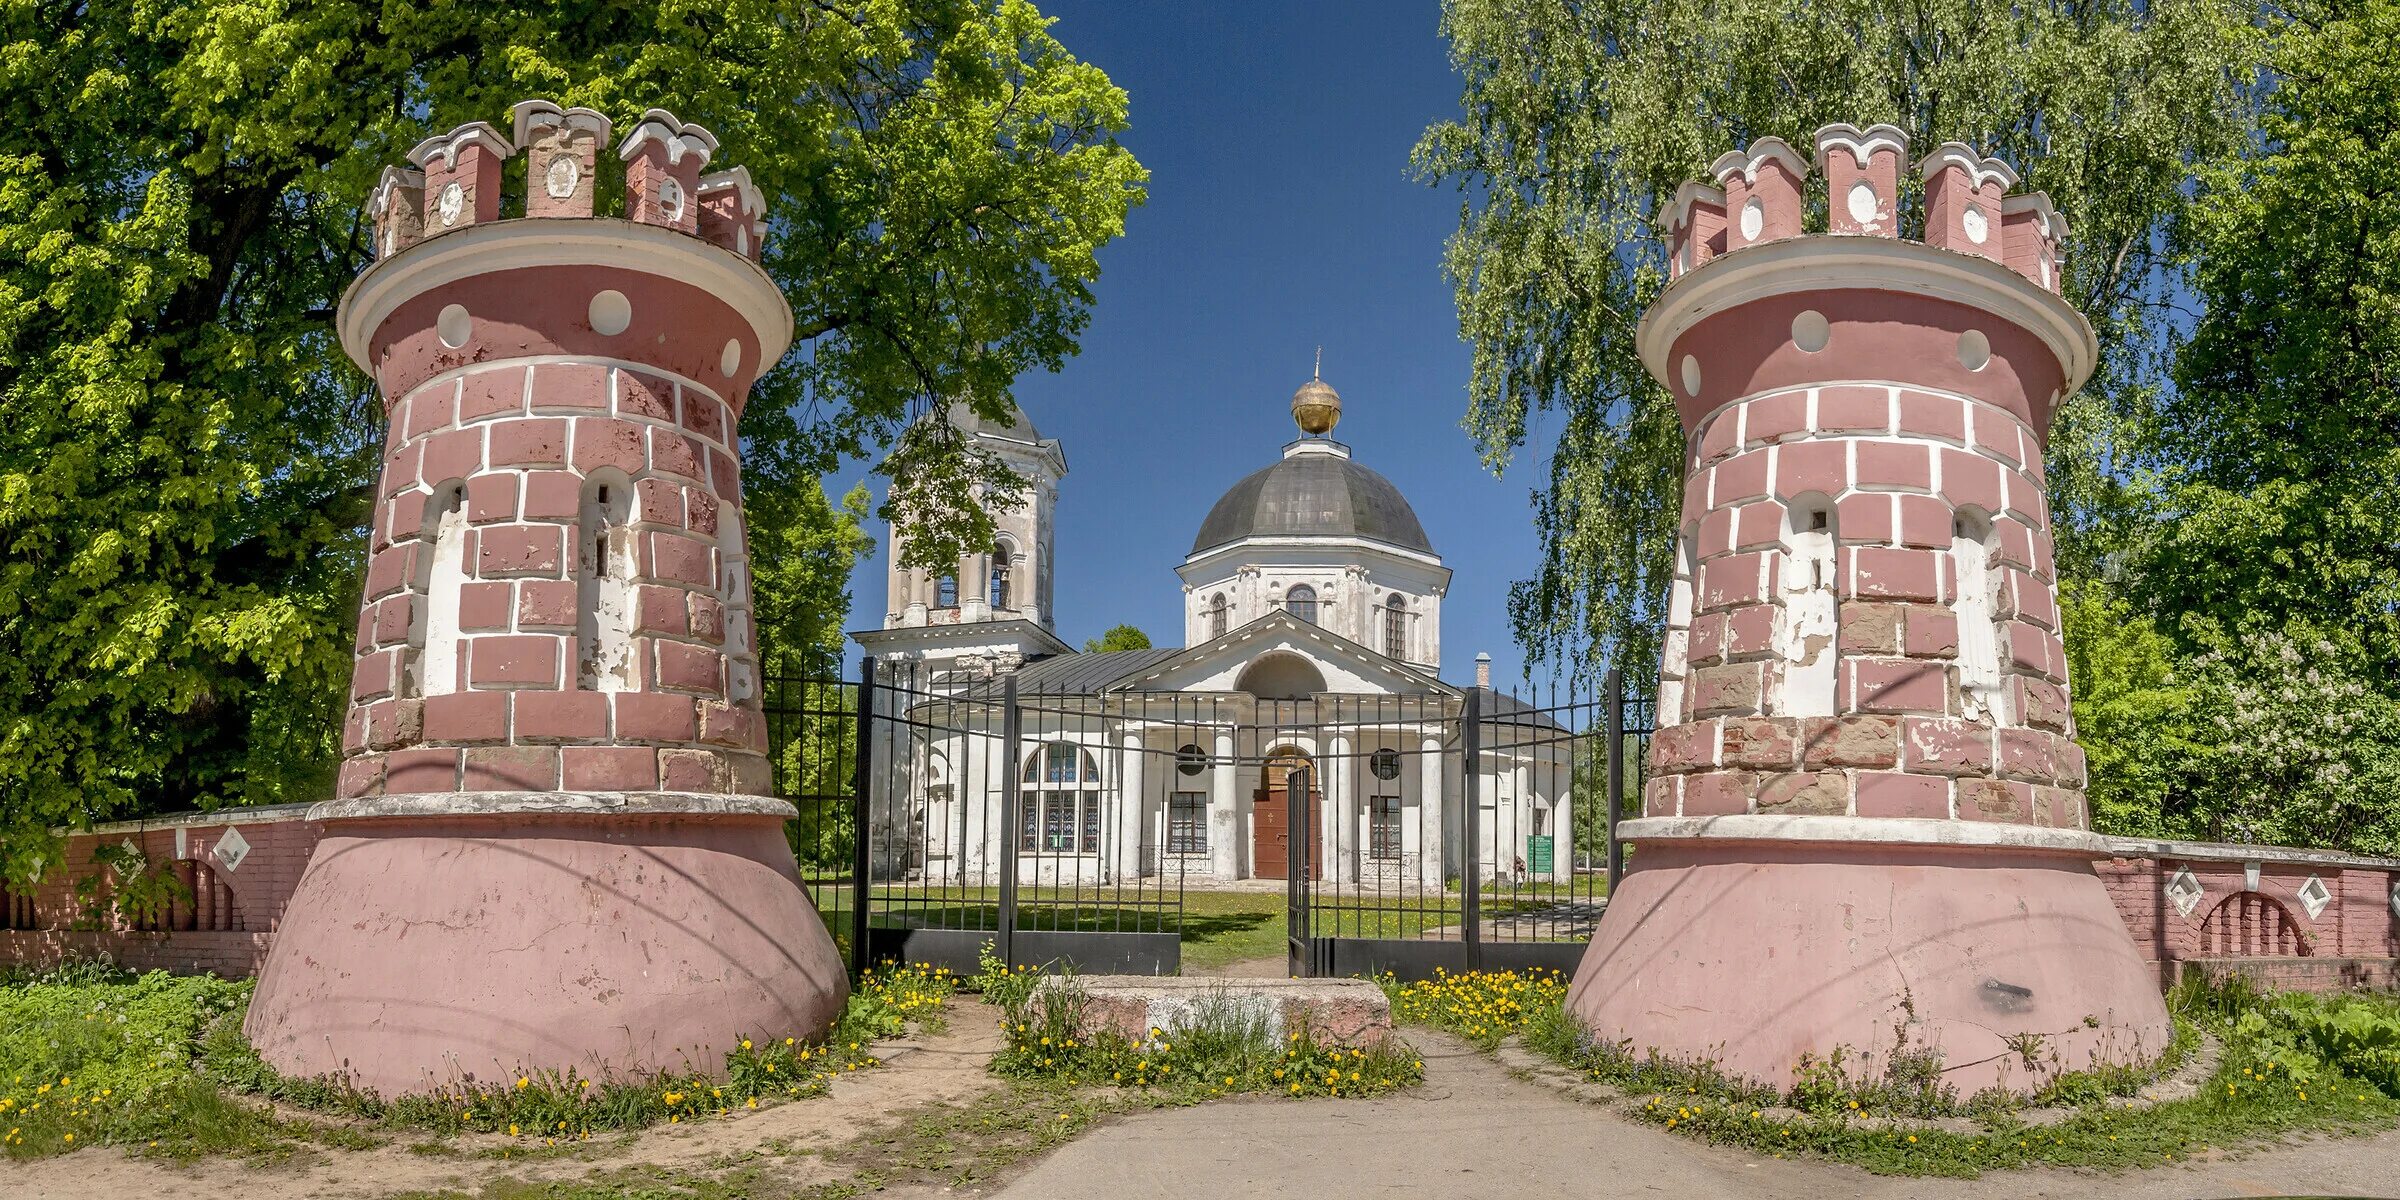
[1102,611,1452,698]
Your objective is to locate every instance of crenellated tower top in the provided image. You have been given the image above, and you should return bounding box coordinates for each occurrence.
[1644,126,2093,444]
[1665,125,2066,292]
[365,104,765,265]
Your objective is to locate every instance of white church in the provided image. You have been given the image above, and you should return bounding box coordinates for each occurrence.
[851,374,1575,888]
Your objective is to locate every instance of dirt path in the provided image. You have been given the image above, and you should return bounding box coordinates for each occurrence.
[990,1029,2400,1200]
[0,1005,1008,1200]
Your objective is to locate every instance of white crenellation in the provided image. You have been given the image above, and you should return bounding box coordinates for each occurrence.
[617,109,720,168]
[409,122,513,172]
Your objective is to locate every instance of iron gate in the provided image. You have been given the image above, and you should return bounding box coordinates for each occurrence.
[1285,669,1652,981]
[767,658,1650,982]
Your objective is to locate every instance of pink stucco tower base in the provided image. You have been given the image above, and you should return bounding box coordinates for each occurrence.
[246,103,848,1097]
[1569,126,2169,1095]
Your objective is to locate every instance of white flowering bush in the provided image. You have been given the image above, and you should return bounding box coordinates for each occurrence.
[2067,583,2400,856]
[2182,625,2400,854]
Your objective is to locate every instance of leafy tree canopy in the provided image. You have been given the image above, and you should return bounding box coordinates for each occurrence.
[1415,0,2247,681]
[0,0,1144,879]
[1083,624,1152,654]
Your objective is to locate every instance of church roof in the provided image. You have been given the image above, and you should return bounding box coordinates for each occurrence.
[1189,442,1433,556]
[1005,646,1186,695]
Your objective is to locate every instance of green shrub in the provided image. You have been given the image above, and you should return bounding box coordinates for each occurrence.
[1,965,260,1157]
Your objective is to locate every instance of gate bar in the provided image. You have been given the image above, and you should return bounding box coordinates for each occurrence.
[847,655,877,977]
[1460,686,1482,972]
[1287,763,1313,976]
[1605,666,1625,893]
[997,673,1022,970]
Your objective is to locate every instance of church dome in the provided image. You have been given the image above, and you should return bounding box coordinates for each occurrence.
[1189,441,1433,556]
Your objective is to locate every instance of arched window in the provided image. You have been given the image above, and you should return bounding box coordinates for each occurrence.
[1285,584,1317,624]
[935,573,959,608]
[1382,594,1407,659]
[989,538,1015,610]
[1021,742,1101,853]
[1208,593,1229,638]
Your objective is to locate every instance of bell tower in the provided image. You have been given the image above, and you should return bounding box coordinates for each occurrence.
[1569,125,2166,1096]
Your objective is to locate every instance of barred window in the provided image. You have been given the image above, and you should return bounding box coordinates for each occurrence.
[1381,594,1407,659]
[1020,742,1101,853]
[1368,796,1403,860]
[1169,792,1209,854]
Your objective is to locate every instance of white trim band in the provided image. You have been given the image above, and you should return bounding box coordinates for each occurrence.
[311,791,797,822]
[1618,814,2113,856]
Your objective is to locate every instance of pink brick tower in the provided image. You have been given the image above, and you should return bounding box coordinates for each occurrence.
[246,102,847,1097]
[1567,128,2170,1095]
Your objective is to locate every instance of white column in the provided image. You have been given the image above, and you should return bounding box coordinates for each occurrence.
[1117,727,1146,883]
[1418,731,1444,889]
[1325,732,1351,883]
[1210,727,1239,880]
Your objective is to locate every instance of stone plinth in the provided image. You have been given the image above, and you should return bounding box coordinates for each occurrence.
[1570,127,2167,1096]
[1037,976,1395,1047]
[245,794,846,1097]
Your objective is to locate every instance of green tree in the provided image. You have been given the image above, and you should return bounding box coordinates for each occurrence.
[1414,0,2248,680]
[2130,0,2400,669]
[1083,624,1152,654]
[2060,581,2204,841]
[0,0,1145,880]
[752,481,875,681]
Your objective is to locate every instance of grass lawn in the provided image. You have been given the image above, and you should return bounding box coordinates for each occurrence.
[806,882,1607,974]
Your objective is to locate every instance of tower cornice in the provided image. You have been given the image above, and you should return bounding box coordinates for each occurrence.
[338,216,794,376]
[1635,235,2096,404]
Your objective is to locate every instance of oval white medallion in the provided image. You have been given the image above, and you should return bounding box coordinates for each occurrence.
[589,290,632,336]
[1679,355,1702,397]
[1846,180,1878,226]
[1739,198,1764,241]
[1961,203,1989,245]
[658,176,685,223]
[545,155,579,199]
[1791,309,1830,353]
[436,303,471,349]
[436,181,464,227]
[1957,329,1991,372]
[720,338,742,377]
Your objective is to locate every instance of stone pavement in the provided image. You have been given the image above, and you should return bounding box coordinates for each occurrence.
[988,1031,2400,1200]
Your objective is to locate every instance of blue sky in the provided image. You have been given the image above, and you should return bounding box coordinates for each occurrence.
[834,1,1557,688]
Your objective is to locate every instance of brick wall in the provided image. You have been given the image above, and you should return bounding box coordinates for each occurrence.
[8,813,2396,991]
[2098,839,2400,992]
[1,807,318,976]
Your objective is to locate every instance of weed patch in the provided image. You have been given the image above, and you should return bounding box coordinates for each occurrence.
[1467,970,2400,1177]
[0,962,288,1159]
[2,959,954,1158]
[210,962,958,1143]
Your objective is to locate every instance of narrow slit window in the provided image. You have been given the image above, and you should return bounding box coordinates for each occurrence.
[577,476,637,691]
[415,486,469,698]
[1773,501,1838,716]
[1952,511,2009,721]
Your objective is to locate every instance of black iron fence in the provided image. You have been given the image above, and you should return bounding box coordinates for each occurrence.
[763,658,1652,982]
